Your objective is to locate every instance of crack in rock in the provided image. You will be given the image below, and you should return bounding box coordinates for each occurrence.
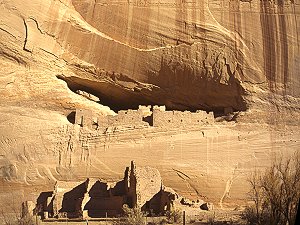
[22,18,31,53]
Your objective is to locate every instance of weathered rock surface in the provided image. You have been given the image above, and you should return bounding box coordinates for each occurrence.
[0,0,300,215]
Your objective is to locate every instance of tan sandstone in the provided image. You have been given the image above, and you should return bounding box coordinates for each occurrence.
[0,0,299,219]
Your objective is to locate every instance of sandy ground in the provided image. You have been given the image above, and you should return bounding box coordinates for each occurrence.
[2,210,245,225]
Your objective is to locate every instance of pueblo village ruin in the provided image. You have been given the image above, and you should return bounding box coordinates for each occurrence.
[26,161,211,220]
[0,0,300,224]
[21,106,216,221]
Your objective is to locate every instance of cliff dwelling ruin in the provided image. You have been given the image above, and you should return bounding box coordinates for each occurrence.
[2,0,300,224]
[72,105,215,130]
[27,161,206,220]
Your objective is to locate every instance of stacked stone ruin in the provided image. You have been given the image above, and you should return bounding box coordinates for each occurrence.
[33,161,178,219]
[74,105,214,130]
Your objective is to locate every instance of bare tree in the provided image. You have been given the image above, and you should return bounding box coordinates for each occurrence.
[243,152,300,225]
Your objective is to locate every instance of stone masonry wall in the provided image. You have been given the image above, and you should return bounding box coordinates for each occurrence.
[152,108,214,128]
[75,106,214,130]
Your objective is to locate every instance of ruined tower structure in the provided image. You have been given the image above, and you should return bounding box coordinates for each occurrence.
[33,162,180,219]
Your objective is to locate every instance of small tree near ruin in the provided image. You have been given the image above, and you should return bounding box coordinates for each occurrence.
[243,152,300,225]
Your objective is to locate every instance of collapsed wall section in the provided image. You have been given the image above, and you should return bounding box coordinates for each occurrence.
[33,161,180,220]
[75,108,150,130]
[52,180,89,219]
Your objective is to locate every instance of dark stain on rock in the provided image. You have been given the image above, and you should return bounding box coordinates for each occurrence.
[278,4,289,95]
[260,1,277,91]
[260,0,290,94]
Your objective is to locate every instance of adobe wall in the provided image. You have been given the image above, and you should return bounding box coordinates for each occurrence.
[75,109,95,128]
[138,105,152,117]
[33,162,182,219]
[152,108,214,128]
[98,109,149,129]
[74,105,214,130]
[74,108,148,130]
[126,161,162,208]
[84,196,124,217]
[52,180,88,218]
[114,110,144,125]
[173,111,192,127]
[191,110,214,124]
[152,110,174,127]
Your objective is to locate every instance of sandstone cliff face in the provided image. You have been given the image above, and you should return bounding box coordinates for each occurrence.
[0,0,299,209]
